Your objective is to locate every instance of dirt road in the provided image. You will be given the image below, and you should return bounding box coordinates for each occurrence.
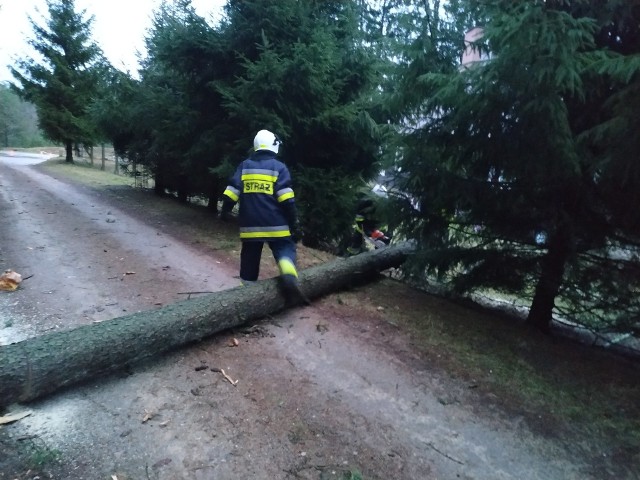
[0,157,632,479]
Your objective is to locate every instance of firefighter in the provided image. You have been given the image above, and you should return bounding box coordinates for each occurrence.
[220,129,305,301]
[346,192,390,255]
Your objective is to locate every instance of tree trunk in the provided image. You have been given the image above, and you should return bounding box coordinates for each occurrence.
[177,175,188,203]
[0,244,413,408]
[154,170,166,196]
[65,140,73,163]
[527,230,571,333]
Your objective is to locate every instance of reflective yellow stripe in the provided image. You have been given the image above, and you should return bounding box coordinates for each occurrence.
[223,188,239,202]
[240,230,291,239]
[278,191,295,202]
[278,258,298,277]
[241,173,277,182]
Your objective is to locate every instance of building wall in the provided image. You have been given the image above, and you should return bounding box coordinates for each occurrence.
[461,26,486,67]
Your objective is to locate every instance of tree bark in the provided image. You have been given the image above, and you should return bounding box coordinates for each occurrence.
[0,244,412,408]
[527,230,571,333]
[65,140,73,163]
[154,170,166,196]
[177,174,188,203]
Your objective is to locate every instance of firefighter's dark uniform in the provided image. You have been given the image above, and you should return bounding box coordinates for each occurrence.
[221,149,298,283]
[347,197,378,255]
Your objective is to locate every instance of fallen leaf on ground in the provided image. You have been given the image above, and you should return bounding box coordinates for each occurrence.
[0,269,22,291]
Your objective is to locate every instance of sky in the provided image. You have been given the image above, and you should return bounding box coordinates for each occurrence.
[0,0,226,83]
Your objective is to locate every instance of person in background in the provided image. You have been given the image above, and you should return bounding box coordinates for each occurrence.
[346,192,391,255]
[220,129,306,302]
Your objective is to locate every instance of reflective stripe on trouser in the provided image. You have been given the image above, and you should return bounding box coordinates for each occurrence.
[278,257,298,278]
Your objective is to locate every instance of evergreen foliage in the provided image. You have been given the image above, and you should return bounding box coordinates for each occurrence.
[108,0,383,244]
[0,83,46,147]
[6,0,640,335]
[91,0,230,204]
[391,0,640,332]
[216,0,382,246]
[137,0,229,203]
[9,0,106,162]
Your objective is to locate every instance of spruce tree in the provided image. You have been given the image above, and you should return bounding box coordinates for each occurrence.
[393,0,640,333]
[217,0,382,246]
[10,0,104,162]
[97,1,383,242]
[106,0,235,204]
[145,0,235,204]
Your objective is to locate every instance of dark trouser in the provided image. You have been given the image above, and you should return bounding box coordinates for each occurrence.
[240,238,297,282]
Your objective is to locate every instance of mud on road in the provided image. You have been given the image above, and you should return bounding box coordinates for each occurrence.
[0,158,638,479]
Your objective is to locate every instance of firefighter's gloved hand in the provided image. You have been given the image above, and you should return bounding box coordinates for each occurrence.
[219,198,235,222]
[290,225,302,244]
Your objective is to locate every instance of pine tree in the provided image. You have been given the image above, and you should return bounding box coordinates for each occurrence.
[9,0,105,162]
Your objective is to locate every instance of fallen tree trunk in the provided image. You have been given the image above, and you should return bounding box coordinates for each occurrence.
[0,243,413,408]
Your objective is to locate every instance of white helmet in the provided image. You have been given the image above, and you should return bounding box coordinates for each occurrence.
[253,129,281,154]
